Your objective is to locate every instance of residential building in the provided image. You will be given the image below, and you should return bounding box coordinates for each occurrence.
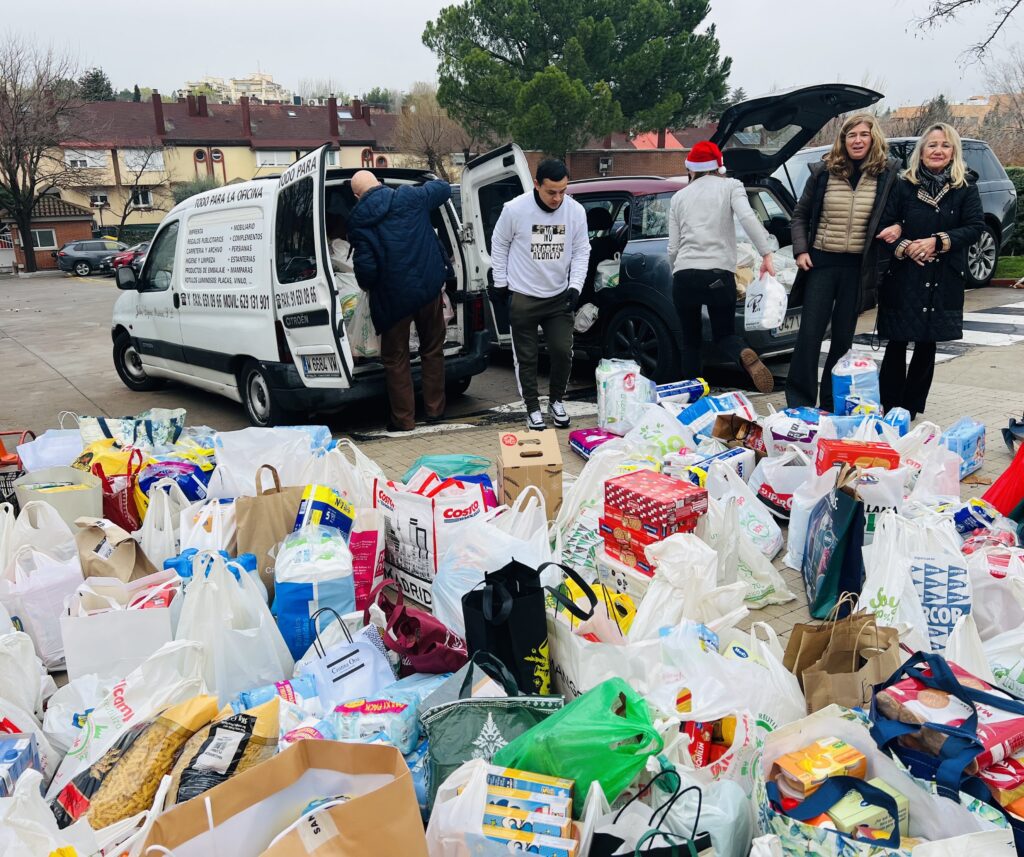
[1,196,96,271]
[181,72,292,104]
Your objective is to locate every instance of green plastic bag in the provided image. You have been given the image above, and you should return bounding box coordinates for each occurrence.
[401,454,491,483]
[492,677,663,817]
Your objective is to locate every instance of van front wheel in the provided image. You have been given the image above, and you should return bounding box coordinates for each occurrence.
[240,360,294,427]
[113,333,164,391]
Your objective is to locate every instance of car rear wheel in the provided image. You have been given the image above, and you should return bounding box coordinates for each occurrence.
[602,305,679,383]
[967,225,998,287]
[74,261,91,277]
[113,332,164,391]
[239,360,294,428]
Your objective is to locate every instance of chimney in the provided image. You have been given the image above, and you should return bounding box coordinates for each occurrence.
[197,94,208,117]
[361,104,372,125]
[327,96,339,136]
[240,96,251,136]
[186,94,197,117]
[603,133,612,148]
[351,98,362,121]
[152,91,166,135]
[657,128,666,149]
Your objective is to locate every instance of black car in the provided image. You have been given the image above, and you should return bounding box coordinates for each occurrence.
[54,239,129,276]
[462,84,884,381]
[773,137,1017,287]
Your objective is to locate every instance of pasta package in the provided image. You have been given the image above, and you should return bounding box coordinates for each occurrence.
[50,694,218,829]
[167,697,279,805]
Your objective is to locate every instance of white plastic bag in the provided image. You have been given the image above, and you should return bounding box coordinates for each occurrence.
[42,673,115,755]
[0,769,100,857]
[135,478,191,568]
[630,534,748,641]
[893,420,943,489]
[0,695,62,788]
[16,427,84,472]
[426,760,519,857]
[909,443,963,506]
[0,545,83,668]
[621,403,695,458]
[302,438,385,508]
[968,546,1024,641]
[179,498,237,554]
[744,273,788,331]
[0,631,54,721]
[209,427,319,498]
[748,445,813,519]
[782,468,835,570]
[761,408,820,457]
[45,639,207,798]
[6,501,76,565]
[0,503,14,578]
[348,290,380,358]
[175,551,292,704]
[984,624,1024,697]
[658,770,753,857]
[857,465,907,544]
[707,461,784,560]
[596,358,656,435]
[946,613,996,682]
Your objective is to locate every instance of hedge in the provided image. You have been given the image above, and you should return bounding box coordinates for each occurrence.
[1006,166,1024,256]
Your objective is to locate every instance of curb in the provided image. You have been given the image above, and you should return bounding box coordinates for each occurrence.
[993,278,1024,287]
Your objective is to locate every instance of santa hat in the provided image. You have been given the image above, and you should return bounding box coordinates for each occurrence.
[685,140,726,174]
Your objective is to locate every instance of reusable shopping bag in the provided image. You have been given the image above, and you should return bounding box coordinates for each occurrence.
[401,453,490,483]
[91,448,145,532]
[364,579,468,676]
[462,558,551,694]
[235,464,306,595]
[419,652,563,808]
[802,466,865,619]
[175,551,293,704]
[744,272,788,331]
[144,740,428,857]
[77,407,185,450]
[12,466,102,528]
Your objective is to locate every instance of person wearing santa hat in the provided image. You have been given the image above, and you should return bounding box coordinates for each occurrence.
[667,140,776,393]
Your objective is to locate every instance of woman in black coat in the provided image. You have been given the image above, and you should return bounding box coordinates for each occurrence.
[875,123,984,418]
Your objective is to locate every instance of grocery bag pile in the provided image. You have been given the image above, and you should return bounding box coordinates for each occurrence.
[0,357,1023,856]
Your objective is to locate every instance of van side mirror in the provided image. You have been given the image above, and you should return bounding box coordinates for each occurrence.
[115,266,138,290]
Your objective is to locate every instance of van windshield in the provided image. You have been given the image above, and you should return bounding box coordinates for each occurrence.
[276,176,317,284]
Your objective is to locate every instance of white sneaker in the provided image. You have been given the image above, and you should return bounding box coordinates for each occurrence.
[548,401,570,428]
[526,410,545,430]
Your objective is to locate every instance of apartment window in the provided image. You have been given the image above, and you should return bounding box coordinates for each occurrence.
[30,229,57,250]
[123,149,165,172]
[256,150,295,167]
[325,150,338,166]
[131,189,153,208]
[89,193,109,207]
[64,149,107,169]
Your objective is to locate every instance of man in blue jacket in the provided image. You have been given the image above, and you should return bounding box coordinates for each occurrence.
[348,170,453,432]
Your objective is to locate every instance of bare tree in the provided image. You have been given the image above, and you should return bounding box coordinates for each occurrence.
[984,47,1024,162]
[918,0,1023,57]
[879,94,975,138]
[296,76,348,103]
[0,38,91,272]
[106,140,172,240]
[393,83,470,181]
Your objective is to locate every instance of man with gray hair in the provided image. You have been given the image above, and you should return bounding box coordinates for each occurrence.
[347,169,453,432]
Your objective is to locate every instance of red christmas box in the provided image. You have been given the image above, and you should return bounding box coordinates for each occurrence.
[604,470,708,529]
[602,539,657,575]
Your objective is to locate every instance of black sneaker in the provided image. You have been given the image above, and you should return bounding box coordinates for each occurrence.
[526,410,545,431]
[548,401,570,429]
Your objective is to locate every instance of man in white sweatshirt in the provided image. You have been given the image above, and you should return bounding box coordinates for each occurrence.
[489,159,590,430]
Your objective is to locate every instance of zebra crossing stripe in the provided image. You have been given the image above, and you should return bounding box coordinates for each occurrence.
[957,328,1024,347]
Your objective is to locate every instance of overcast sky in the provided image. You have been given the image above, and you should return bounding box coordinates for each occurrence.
[14,0,1024,108]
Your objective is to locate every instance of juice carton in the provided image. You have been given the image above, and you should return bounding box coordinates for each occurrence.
[771,737,867,797]
[826,777,909,836]
[483,803,572,838]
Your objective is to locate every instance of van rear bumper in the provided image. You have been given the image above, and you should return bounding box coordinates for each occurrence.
[264,331,491,412]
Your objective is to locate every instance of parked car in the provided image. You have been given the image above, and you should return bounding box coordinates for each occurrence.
[111,146,489,427]
[110,242,149,271]
[462,84,884,381]
[55,239,128,276]
[772,137,1017,287]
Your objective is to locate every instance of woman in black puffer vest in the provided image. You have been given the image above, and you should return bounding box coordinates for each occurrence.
[875,123,984,418]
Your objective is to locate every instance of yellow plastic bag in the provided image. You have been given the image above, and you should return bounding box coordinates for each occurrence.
[72,439,149,477]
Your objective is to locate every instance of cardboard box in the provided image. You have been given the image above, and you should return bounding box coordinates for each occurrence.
[826,777,909,836]
[498,431,563,519]
[0,734,40,798]
[487,765,574,799]
[814,439,900,475]
[481,784,572,818]
[711,414,767,457]
[482,826,578,857]
[602,506,695,541]
[604,470,708,528]
[484,803,572,837]
[601,540,656,575]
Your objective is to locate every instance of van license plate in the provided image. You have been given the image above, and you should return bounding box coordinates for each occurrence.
[302,353,340,377]
[771,313,801,338]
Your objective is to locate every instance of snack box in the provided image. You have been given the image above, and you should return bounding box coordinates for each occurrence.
[293,484,356,536]
[596,549,655,601]
[814,439,900,475]
[770,737,867,797]
[685,721,714,767]
[484,803,573,838]
[483,826,578,856]
[0,734,40,798]
[487,766,574,799]
[602,505,697,541]
[979,752,1024,806]
[826,777,909,836]
[601,540,656,575]
[604,469,708,527]
[482,784,573,818]
[568,427,618,461]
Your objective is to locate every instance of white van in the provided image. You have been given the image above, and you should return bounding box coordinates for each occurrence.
[111,143,532,426]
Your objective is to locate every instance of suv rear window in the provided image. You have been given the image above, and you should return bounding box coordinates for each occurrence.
[630,192,674,240]
[964,144,1007,182]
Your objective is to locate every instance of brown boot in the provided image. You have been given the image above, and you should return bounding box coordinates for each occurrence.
[740,348,774,394]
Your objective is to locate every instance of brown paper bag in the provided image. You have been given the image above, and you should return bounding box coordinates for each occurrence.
[802,620,903,713]
[783,593,870,682]
[74,517,156,582]
[143,740,428,857]
[235,465,305,598]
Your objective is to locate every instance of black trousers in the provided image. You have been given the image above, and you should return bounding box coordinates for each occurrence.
[784,265,860,412]
[673,269,746,378]
[879,340,937,416]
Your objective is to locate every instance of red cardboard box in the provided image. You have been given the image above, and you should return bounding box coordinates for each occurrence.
[604,470,708,528]
[602,506,698,540]
[814,439,900,475]
[602,540,657,575]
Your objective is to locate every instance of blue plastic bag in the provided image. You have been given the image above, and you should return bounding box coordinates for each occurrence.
[831,350,880,416]
[401,454,491,483]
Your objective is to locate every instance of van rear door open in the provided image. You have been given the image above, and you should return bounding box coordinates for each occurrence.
[274,144,353,389]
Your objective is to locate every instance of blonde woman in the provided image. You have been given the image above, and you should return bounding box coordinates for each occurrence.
[785,113,901,411]
[875,123,984,418]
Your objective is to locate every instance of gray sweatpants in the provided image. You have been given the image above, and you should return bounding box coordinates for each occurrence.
[508,291,574,414]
